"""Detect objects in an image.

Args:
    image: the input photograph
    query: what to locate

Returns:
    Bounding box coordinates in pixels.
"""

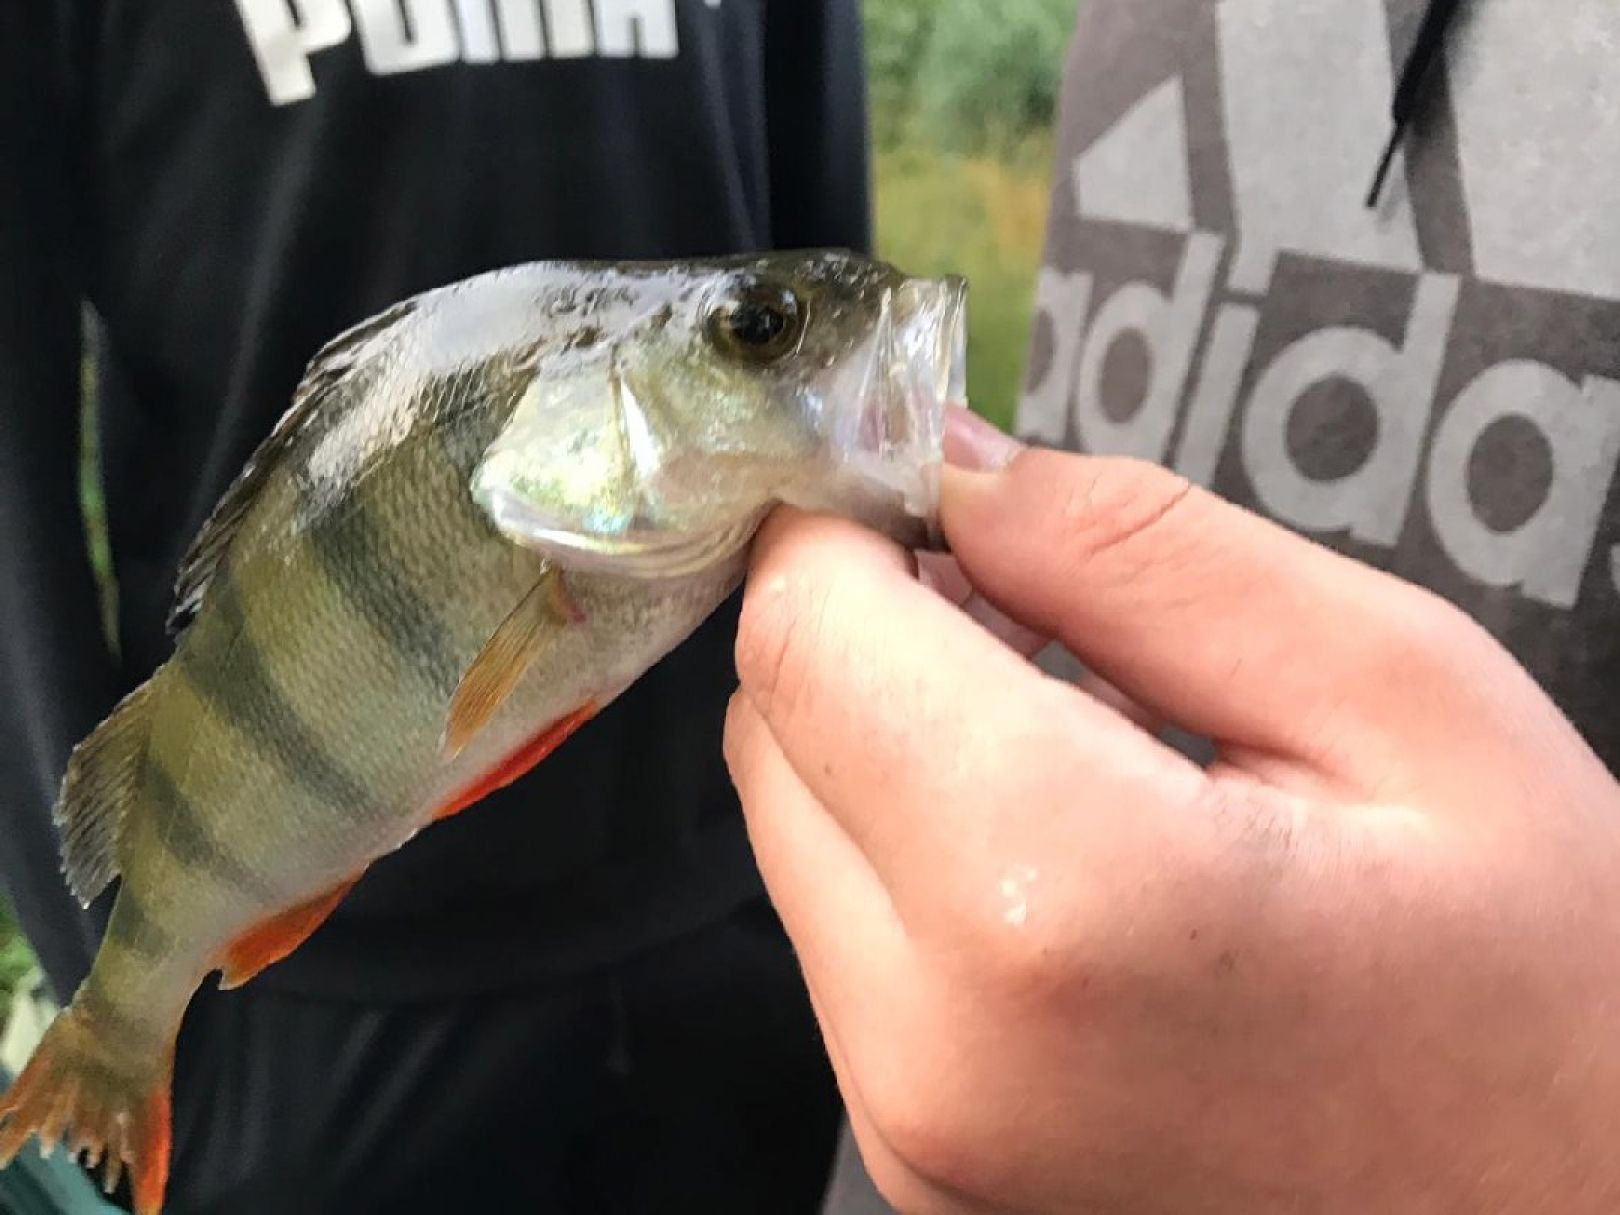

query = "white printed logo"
[234,0,698,105]
[1021,0,1620,610]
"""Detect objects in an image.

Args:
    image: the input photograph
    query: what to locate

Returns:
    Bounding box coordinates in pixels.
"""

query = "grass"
[0,902,34,996]
[874,136,1055,432]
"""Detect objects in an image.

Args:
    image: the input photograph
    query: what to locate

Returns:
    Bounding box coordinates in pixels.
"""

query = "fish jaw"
[790,273,969,551]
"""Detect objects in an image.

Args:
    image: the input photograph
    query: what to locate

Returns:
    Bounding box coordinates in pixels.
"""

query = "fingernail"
[944,405,1023,471]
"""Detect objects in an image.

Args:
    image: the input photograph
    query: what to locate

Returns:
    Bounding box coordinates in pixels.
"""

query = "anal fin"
[217,877,359,990]
[434,702,598,824]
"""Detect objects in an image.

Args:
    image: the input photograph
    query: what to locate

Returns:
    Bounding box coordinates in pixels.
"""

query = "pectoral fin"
[442,566,583,759]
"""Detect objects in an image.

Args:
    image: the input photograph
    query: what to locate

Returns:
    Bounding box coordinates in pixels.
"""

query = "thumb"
[940,410,1497,781]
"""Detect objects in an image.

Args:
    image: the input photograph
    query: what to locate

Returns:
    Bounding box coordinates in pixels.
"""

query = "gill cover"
[471,348,765,578]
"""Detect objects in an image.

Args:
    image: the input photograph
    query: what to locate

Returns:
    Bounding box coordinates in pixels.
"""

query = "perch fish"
[0,250,967,1213]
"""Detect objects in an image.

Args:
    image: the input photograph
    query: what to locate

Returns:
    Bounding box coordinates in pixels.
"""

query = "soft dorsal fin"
[165,299,419,635]
[53,680,156,907]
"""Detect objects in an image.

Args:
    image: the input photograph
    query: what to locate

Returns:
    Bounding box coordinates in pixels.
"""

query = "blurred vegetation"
[875,139,1054,433]
[867,0,1073,430]
[868,0,1074,153]
[0,902,35,997]
[80,344,117,647]
[0,1,1077,1021]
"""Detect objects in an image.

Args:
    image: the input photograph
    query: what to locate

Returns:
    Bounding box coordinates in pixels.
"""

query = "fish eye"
[707,278,804,363]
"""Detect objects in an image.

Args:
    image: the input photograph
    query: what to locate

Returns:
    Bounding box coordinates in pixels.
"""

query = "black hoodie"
[0,0,870,1004]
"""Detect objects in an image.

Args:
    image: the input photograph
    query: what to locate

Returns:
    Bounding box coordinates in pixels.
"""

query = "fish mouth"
[840,275,968,549]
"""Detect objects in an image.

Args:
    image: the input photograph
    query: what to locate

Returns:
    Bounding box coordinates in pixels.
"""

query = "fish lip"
[929,276,969,548]
[851,274,967,549]
[480,485,761,579]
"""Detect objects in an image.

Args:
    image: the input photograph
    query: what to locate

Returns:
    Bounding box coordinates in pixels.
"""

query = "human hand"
[724,408,1620,1214]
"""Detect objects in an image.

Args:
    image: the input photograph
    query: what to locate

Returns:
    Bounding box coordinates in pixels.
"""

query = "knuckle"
[1347,578,1501,712]
[1393,582,1492,665]
[1047,456,1199,577]
[938,877,1089,1005]
[856,1154,955,1215]
[862,1019,1051,1203]
[864,1070,979,1198]
[974,910,1085,1005]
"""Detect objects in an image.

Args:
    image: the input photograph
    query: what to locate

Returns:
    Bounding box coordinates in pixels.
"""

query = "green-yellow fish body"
[0,251,967,1212]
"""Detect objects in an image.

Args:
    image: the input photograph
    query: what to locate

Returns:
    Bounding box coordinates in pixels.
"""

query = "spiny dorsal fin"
[442,565,584,759]
[53,680,156,908]
[165,298,419,635]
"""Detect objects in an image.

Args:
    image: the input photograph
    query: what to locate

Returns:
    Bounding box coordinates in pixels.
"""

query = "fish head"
[472,250,968,577]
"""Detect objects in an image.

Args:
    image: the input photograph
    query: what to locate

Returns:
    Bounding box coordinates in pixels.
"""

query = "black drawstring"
[1366,0,1466,208]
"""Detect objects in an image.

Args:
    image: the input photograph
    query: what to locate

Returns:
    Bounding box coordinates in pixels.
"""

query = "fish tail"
[0,998,174,1214]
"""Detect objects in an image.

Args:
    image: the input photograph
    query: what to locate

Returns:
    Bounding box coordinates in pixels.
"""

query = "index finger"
[731,507,1206,912]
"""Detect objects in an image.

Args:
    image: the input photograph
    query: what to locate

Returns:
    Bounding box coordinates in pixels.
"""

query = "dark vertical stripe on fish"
[102,888,175,960]
[77,981,159,1048]
[179,575,374,817]
[291,368,519,699]
[435,372,514,480]
[146,760,281,902]
[301,486,463,697]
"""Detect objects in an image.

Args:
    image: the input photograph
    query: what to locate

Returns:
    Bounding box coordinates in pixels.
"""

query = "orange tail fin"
[0,1001,174,1215]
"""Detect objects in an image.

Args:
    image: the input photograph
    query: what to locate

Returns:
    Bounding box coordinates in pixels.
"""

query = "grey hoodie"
[1021,0,1620,771]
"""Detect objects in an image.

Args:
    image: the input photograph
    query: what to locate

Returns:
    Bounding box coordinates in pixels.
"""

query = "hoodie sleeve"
[763,0,874,255]
[0,4,118,999]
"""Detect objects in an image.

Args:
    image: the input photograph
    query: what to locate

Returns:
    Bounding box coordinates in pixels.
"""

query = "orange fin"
[217,877,358,990]
[443,566,584,760]
[434,702,598,823]
[0,1000,174,1215]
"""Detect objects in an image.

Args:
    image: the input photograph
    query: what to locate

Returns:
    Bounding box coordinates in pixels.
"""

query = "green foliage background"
[0,0,1077,1018]
[0,903,34,997]
[865,0,1073,147]
[869,0,1073,429]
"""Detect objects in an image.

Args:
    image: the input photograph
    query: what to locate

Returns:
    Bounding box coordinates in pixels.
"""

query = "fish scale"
[0,251,968,1212]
